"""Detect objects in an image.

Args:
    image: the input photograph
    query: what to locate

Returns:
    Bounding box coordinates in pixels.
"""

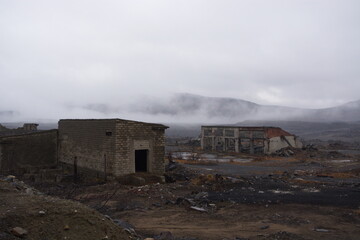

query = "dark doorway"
[135,149,148,172]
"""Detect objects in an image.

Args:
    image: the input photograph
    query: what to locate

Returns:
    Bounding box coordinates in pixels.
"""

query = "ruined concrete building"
[22,123,38,131]
[0,119,168,179]
[201,126,302,154]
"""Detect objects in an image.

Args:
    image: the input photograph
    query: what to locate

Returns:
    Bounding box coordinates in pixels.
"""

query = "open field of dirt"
[1,145,360,240]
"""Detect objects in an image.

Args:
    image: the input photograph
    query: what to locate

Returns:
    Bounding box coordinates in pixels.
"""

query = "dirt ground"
[0,178,134,240]
[2,146,360,240]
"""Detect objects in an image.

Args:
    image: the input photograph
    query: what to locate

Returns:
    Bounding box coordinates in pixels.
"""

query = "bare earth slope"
[0,178,132,240]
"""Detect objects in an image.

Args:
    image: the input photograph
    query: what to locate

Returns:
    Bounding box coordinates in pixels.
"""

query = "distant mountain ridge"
[125,93,360,122]
[1,94,359,124]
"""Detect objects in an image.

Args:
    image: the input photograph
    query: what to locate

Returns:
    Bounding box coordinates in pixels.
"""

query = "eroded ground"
[0,178,133,240]
[20,146,360,240]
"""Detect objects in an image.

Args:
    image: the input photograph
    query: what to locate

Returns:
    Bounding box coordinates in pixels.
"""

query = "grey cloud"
[0,0,359,122]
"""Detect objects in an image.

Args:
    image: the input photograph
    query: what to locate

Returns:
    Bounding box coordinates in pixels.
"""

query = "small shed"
[58,119,168,178]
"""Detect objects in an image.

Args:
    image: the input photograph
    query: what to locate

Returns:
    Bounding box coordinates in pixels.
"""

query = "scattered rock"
[87,219,95,225]
[155,231,174,240]
[260,231,307,240]
[190,206,207,212]
[314,228,330,232]
[273,147,295,157]
[63,225,70,230]
[11,227,28,238]
[113,219,135,232]
[194,191,208,200]
[25,188,34,195]
[5,175,16,182]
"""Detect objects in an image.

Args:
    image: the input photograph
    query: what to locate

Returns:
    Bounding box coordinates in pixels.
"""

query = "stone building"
[23,123,38,131]
[58,119,168,178]
[201,126,302,154]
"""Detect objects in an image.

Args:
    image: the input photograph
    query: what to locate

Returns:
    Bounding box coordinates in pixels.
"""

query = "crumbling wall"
[201,126,303,154]
[201,127,240,152]
[114,120,166,176]
[266,136,303,153]
[58,120,116,177]
[201,127,266,154]
[0,130,58,174]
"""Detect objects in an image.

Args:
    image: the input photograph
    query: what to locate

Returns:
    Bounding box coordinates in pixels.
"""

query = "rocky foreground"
[0,176,135,240]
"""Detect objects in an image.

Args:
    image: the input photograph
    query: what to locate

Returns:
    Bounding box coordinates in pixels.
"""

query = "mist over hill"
[1,93,360,124]
[0,111,16,117]
[1,93,360,141]
[121,93,360,123]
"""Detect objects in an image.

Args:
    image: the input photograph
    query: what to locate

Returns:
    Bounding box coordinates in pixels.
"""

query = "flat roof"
[59,118,168,128]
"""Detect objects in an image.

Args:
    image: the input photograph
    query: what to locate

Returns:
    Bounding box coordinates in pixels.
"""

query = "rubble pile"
[272,147,295,157]
[164,161,198,183]
[165,191,217,214]
[1,175,43,195]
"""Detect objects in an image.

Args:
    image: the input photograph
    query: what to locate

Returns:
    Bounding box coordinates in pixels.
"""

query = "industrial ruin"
[201,126,303,154]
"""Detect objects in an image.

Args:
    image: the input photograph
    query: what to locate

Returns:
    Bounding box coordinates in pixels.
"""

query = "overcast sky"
[1,0,360,121]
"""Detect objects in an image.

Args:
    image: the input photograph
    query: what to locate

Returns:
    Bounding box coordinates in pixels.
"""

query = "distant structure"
[22,123,38,131]
[58,119,168,177]
[201,126,302,154]
[0,123,39,137]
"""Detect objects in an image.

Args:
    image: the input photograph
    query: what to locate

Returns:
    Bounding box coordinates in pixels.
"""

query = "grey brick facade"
[58,119,168,177]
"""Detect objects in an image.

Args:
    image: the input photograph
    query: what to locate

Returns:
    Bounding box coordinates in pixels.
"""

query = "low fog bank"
[73,93,360,123]
[2,120,360,142]
[1,94,360,140]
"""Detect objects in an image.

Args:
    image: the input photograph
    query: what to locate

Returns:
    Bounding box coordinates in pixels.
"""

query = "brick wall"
[114,120,166,176]
[58,119,167,177]
[58,120,116,176]
[0,130,58,174]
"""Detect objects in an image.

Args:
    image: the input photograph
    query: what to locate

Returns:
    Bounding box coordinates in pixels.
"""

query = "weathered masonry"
[0,130,58,174]
[58,119,168,178]
[201,126,302,154]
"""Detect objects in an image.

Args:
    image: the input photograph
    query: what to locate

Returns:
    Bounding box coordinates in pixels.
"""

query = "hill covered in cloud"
[1,93,360,124]
[117,93,360,123]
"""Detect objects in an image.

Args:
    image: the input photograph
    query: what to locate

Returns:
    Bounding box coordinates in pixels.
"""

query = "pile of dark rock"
[273,147,295,157]
[166,191,216,214]
[302,144,318,151]
[164,161,197,183]
[1,175,43,195]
